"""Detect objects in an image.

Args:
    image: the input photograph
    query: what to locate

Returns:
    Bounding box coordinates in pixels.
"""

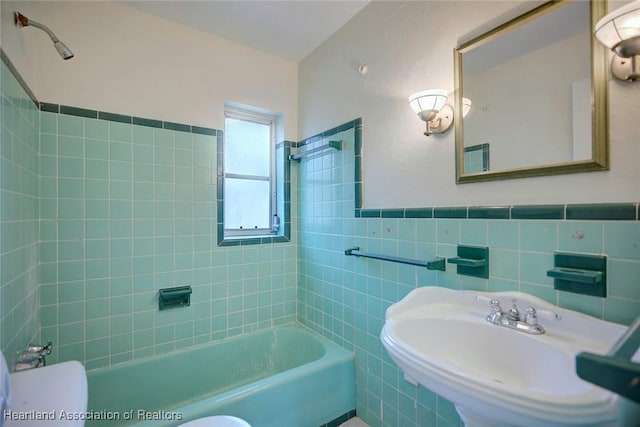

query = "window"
[223,108,276,237]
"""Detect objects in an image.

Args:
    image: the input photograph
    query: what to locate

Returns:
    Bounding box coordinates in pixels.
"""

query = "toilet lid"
[179,416,251,427]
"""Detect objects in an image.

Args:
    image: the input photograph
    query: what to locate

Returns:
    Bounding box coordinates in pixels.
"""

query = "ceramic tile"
[519,221,557,252]
[468,206,510,219]
[604,222,640,260]
[58,114,84,137]
[511,204,564,219]
[604,297,640,325]
[557,292,603,318]
[437,219,459,244]
[558,221,603,254]
[40,111,58,134]
[59,135,84,157]
[490,249,519,280]
[85,139,109,160]
[85,118,109,140]
[60,105,97,119]
[488,220,518,249]
[460,220,487,245]
[566,203,637,220]
[608,259,640,300]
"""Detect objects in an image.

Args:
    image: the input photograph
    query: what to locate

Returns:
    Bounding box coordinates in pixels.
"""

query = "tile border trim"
[357,203,639,221]
[298,118,362,147]
[44,101,220,136]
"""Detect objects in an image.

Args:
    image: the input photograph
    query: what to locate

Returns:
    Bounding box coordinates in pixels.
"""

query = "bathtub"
[86,326,355,427]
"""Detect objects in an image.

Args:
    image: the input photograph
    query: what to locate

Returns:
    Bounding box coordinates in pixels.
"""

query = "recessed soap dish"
[547,253,607,297]
[159,285,192,310]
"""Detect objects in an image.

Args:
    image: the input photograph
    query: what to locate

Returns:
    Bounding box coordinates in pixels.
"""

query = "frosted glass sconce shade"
[595,0,640,57]
[594,0,640,81]
[408,90,472,137]
[409,89,448,120]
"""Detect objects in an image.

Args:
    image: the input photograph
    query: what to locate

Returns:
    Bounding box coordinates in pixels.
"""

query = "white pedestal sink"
[381,286,640,427]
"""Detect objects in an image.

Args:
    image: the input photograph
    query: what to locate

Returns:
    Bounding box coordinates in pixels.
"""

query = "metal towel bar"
[344,247,445,271]
[288,140,342,162]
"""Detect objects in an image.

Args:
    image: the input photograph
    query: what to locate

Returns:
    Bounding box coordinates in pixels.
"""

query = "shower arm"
[15,12,61,43]
[15,11,74,60]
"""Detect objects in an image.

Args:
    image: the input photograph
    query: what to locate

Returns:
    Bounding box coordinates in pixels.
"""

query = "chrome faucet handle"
[486,299,503,324]
[524,307,538,326]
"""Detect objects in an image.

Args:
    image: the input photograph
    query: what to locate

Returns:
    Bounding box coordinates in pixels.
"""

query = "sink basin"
[1,351,87,427]
[381,286,640,427]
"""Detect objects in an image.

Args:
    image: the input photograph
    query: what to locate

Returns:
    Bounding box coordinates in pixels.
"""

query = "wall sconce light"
[594,0,640,81]
[409,89,472,137]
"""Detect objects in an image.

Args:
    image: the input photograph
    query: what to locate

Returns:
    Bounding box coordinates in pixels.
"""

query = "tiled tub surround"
[297,120,640,427]
[39,109,297,369]
[0,51,298,370]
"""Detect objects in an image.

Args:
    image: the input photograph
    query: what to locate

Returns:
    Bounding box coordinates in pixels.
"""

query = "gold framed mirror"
[454,0,609,183]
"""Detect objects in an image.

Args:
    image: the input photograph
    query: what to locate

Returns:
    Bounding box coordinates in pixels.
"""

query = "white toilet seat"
[178,415,251,427]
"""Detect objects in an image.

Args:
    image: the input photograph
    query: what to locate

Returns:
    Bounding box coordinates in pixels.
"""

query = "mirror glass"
[455,0,609,183]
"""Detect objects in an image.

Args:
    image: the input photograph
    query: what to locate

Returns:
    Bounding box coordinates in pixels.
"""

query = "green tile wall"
[39,110,297,369]
[297,120,640,427]
[0,58,40,367]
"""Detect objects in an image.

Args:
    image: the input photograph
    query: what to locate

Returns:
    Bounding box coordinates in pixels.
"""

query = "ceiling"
[120,0,370,62]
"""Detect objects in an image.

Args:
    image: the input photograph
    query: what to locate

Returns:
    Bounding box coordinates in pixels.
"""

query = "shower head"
[54,41,74,60]
[15,12,74,60]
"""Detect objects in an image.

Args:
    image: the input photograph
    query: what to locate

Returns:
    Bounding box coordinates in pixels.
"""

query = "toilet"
[179,416,251,427]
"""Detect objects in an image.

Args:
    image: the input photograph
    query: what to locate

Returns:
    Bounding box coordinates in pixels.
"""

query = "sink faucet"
[485,299,546,334]
[15,341,52,371]
[506,299,520,321]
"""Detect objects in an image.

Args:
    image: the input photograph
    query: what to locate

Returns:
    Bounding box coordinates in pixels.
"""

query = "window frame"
[223,107,277,238]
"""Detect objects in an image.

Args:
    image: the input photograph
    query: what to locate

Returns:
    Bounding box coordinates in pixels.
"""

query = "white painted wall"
[299,0,640,207]
[1,1,298,138]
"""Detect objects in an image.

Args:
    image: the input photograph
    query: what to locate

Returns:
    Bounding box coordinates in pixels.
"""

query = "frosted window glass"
[223,108,275,236]
[224,178,270,230]
[225,117,270,177]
